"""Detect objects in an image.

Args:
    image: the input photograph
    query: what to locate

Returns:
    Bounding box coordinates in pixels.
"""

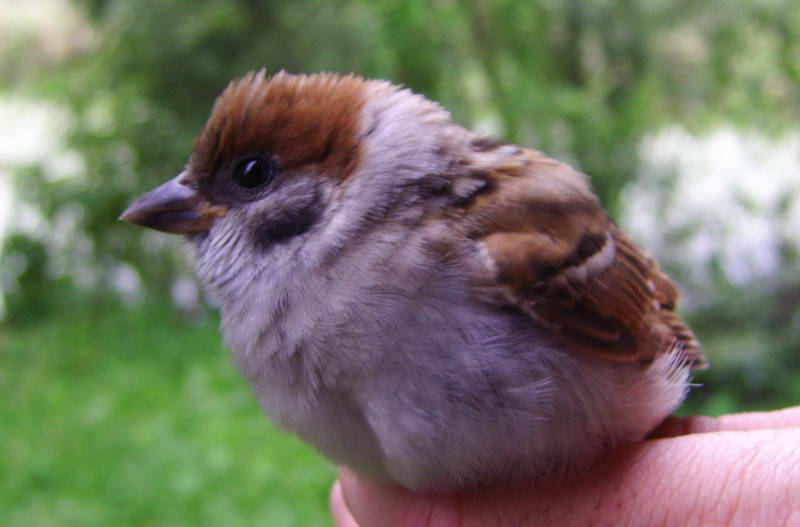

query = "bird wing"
[450,142,705,367]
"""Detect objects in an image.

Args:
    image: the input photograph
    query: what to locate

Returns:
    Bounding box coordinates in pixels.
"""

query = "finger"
[338,470,463,527]
[651,406,800,438]
[588,429,800,526]
[330,479,361,527]
[338,429,800,527]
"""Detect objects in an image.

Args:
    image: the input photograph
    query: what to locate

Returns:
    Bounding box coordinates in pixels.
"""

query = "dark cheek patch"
[251,204,320,249]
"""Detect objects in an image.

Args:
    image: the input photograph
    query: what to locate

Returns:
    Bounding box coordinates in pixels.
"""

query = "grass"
[0,302,335,527]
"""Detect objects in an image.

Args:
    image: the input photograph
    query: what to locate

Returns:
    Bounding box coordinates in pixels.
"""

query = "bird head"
[121,71,455,276]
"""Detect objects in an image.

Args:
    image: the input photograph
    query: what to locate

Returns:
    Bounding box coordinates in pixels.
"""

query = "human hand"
[330,407,800,526]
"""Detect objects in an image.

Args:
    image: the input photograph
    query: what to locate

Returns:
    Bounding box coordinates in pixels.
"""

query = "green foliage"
[0,302,335,526]
[0,233,82,326]
[684,270,800,415]
[4,0,799,314]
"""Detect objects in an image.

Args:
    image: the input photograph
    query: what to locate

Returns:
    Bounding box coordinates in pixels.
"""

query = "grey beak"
[119,174,226,234]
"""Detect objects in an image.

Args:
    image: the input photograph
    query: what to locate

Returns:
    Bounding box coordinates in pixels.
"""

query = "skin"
[330,407,800,527]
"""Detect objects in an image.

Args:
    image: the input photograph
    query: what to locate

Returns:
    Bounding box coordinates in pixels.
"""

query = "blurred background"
[1,0,798,525]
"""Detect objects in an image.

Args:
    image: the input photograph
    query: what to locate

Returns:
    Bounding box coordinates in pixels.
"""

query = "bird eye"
[232,156,274,189]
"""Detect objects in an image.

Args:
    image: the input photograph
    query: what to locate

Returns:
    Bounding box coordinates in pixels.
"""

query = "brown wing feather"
[455,144,705,368]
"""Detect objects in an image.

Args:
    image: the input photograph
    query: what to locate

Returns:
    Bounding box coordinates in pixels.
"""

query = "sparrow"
[121,70,705,492]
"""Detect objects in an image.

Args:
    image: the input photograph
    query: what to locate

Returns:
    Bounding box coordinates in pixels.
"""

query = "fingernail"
[330,479,361,527]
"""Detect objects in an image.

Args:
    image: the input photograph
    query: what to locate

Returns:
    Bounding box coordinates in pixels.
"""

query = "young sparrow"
[121,70,705,492]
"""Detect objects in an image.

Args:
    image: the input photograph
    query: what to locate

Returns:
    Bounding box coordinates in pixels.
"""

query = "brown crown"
[188,70,367,183]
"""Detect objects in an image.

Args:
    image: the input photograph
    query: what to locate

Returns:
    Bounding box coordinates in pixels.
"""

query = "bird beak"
[119,173,227,234]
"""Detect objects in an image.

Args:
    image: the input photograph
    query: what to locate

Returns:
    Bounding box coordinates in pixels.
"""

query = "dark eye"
[232,156,274,189]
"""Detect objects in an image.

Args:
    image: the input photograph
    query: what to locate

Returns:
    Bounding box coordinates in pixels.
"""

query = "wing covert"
[454,145,705,367]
